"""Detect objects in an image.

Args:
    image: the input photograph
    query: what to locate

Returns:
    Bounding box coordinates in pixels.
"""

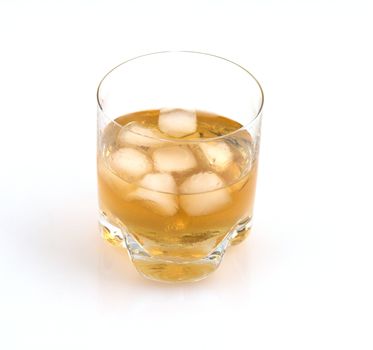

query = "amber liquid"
[97,110,258,281]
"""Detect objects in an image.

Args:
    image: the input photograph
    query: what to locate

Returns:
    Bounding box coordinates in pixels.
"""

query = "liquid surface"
[114,109,243,139]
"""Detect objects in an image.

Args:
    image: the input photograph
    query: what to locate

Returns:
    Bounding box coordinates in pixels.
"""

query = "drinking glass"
[97,51,263,282]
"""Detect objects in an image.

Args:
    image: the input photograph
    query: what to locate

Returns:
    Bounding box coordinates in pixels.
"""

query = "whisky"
[97,109,257,281]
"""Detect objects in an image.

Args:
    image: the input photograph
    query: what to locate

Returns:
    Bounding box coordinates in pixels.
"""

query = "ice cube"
[140,173,177,193]
[110,147,152,180]
[128,173,178,216]
[152,146,197,173]
[222,162,242,183]
[117,122,163,147]
[158,108,197,137]
[179,172,231,216]
[199,141,233,171]
[98,163,134,200]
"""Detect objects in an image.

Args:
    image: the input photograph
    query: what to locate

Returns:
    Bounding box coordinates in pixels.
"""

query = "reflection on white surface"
[97,236,254,313]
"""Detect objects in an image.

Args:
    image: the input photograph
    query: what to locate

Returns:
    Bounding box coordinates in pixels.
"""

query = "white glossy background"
[1,1,372,349]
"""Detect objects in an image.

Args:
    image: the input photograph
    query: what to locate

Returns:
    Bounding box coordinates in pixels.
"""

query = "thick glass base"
[230,217,252,245]
[99,213,251,283]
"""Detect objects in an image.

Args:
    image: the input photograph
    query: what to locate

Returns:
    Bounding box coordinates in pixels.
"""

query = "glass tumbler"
[97,51,263,282]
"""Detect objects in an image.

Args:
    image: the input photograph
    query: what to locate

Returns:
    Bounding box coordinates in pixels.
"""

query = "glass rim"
[96,50,264,143]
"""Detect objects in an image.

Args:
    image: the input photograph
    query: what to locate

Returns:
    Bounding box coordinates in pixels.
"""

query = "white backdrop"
[0,1,372,349]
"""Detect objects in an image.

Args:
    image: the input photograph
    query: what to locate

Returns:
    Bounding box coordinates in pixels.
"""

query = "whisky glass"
[97,51,263,282]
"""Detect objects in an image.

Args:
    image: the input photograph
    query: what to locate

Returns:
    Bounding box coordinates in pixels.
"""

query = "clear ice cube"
[128,173,178,216]
[152,146,197,173]
[199,141,233,171]
[110,147,152,180]
[117,122,163,147]
[158,108,197,137]
[179,172,231,216]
